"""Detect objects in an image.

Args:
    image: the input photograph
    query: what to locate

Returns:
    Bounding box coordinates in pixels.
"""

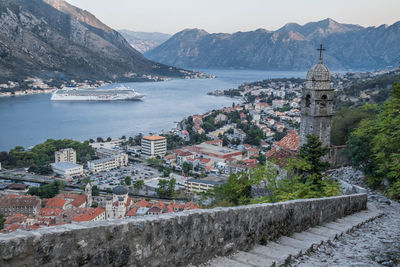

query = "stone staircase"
[203,204,383,267]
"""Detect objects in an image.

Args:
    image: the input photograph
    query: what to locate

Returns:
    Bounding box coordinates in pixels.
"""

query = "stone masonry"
[0,194,367,266]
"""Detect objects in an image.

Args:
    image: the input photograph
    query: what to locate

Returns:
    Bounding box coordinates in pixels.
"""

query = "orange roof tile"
[125,207,138,217]
[4,213,27,225]
[153,201,167,210]
[135,199,152,208]
[276,133,300,152]
[45,198,66,208]
[39,208,63,217]
[143,135,166,141]
[72,207,105,222]
[70,194,87,208]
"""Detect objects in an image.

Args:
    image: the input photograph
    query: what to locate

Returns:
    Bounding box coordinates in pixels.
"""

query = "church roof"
[306,61,330,82]
[113,185,128,195]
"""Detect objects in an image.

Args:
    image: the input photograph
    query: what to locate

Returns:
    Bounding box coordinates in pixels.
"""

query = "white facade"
[51,162,83,178]
[55,148,76,164]
[87,153,127,173]
[141,136,167,157]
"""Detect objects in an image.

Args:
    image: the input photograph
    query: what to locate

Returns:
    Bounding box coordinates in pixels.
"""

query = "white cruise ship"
[51,86,144,101]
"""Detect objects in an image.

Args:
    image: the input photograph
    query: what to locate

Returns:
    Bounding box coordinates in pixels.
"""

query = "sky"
[67,0,400,34]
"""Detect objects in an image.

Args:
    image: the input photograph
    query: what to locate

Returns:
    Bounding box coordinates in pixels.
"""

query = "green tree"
[182,161,193,175]
[257,154,266,165]
[134,179,144,190]
[96,137,104,142]
[27,180,64,199]
[0,214,5,230]
[296,134,330,184]
[245,127,263,146]
[92,185,100,196]
[125,176,132,186]
[157,178,176,198]
[134,133,143,145]
[346,80,400,197]
[106,137,112,142]
[331,105,377,145]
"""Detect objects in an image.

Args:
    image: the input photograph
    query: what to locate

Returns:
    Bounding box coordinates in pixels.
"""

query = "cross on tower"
[317,44,325,61]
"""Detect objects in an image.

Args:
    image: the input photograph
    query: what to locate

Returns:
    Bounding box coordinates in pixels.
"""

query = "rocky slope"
[0,0,192,84]
[145,18,400,71]
[118,30,171,53]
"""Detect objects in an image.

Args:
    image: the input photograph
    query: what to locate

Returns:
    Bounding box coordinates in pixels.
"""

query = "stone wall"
[0,194,367,267]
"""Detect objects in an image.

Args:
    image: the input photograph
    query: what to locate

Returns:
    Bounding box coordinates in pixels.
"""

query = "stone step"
[277,236,312,252]
[230,251,277,266]
[203,204,383,267]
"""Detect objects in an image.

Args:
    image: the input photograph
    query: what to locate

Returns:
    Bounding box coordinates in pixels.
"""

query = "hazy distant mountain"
[145,18,400,71]
[119,30,171,53]
[0,0,191,83]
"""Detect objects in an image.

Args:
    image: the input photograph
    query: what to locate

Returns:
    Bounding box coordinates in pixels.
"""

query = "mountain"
[118,30,171,53]
[0,0,194,84]
[145,19,400,71]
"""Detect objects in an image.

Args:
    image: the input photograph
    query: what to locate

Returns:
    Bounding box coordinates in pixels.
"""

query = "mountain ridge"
[118,30,171,53]
[0,0,194,85]
[145,19,400,70]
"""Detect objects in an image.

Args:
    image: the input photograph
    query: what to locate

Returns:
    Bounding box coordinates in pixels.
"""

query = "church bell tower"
[300,44,334,147]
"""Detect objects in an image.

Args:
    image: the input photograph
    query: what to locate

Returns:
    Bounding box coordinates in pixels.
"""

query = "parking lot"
[88,161,163,190]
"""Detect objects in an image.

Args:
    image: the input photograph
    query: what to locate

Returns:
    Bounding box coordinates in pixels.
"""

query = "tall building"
[141,135,167,157]
[55,148,77,164]
[299,45,334,147]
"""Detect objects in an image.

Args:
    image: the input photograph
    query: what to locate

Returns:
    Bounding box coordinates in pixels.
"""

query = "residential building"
[95,148,128,166]
[141,135,167,157]
[0,195,41,217]
[55,148,76,164]
[87,157,119,173]
[187,179,223,193]
[50,162,84,178]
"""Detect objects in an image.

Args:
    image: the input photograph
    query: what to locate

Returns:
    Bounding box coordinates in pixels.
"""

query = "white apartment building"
[55,148,76,164]
[187,179,223,193]
[51,162,83,179]
[96,148,128,166]
[141,135,167,157]
[87,154,128,173]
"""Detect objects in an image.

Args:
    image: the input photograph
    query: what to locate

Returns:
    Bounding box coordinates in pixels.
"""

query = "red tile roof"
[70,194,87,208]
[200,158,211,163]
[125,196,132,207]
[135,199,152,208]
[72,207,105,222]
[153,201,167,210]
[39,208,63,217]
[184,201,200,210]
[1,223,20,233]
[147,206,162,214]
[4,213,27,225]
[205,139,222,145]
[276,132,299,152]
[45,198,67,208]
[266,147,297,167]
[125,207,138,217]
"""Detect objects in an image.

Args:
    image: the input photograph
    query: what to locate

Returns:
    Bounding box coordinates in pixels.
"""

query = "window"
[320,95,327,108]
[305,94,311,107]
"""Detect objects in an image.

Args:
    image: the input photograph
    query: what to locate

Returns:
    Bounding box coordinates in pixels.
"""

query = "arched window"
[305,94,311,107]
[320,95,327,108]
